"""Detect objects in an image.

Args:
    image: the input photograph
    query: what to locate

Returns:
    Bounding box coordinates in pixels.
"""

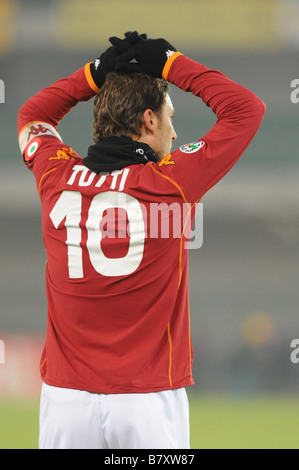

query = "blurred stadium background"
[0,0,299,448]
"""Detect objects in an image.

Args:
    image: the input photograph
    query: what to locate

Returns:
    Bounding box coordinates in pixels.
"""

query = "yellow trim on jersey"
[188,299,193,385]
[182,205,195,385]
[148,162,190,207]
[188,201,201,384]
[40,357,47,369]
[149,163,195,386]
[162,52,182,81]
[178,204,192,286]
[38,167,58,197]
[167,323,173,387]
[84,62,101,95]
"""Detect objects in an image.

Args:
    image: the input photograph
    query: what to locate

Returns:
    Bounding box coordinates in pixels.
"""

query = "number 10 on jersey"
[50,190,145,278]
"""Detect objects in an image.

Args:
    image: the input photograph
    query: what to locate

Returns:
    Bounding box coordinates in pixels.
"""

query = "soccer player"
[18,32,265,449]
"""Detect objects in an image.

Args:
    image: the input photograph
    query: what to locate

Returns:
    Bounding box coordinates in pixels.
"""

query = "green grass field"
[0,394,298,449]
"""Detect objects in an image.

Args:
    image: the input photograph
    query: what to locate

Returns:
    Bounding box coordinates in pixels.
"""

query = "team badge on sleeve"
[24,137,41,162]
[180,140,204,154]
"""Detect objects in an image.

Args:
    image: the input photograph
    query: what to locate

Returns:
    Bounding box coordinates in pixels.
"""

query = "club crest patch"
[24,138,41,162]
[180,141,204,154]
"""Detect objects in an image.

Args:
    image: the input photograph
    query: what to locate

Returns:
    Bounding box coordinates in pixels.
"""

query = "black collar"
[83,136,159,173]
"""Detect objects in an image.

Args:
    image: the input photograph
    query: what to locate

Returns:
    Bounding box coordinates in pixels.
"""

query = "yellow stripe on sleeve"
[162,52,182,81]
[84,62,101,95]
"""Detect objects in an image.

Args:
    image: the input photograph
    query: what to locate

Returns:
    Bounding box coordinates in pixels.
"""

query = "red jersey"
[18,54,265,394]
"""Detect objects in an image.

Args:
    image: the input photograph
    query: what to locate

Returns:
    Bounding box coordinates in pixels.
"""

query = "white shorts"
[39,382,190,449]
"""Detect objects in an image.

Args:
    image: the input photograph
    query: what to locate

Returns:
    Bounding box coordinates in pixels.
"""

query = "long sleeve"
[18,64,98,153]
[153,54,266,204]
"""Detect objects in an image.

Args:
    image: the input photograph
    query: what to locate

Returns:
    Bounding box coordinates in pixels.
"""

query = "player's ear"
[142,109,158,135]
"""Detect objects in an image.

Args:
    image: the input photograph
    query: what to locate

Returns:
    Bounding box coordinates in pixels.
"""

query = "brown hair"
[93,72,169,142]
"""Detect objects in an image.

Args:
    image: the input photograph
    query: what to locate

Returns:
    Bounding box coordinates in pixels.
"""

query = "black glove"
[90,31,144,88]
[109,33,178,78]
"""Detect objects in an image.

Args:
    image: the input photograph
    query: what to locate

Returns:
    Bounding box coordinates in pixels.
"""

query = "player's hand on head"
[110,33,177,78]
[90,31,145,88]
